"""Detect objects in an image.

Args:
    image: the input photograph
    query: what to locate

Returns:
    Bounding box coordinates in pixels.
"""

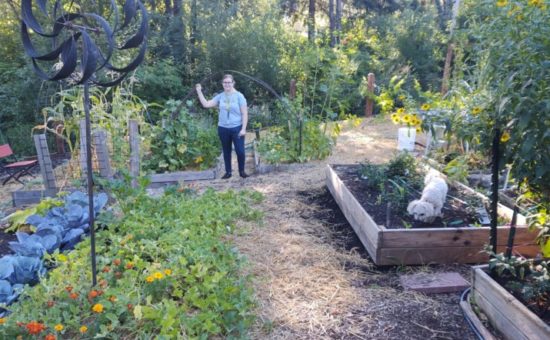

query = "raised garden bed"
[471,265,550,340]
[325,164,540,265]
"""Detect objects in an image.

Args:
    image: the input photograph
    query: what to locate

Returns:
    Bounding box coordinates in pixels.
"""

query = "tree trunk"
[335,0,342,45]
[329,0,335,47]
[308,0,315,42]
[440,0,461,95]
[173,0,181,15]
[164,0,172,15]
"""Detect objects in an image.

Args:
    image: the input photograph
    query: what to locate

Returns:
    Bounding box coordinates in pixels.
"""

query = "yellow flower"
[146,275,155,283]
[421,104,430,111]
[402,114,412,123]
[396,107,405,114]
[54,324,64,332]
[164,269,172,275]
[496,0,507,7]
[471,107,482,115]
[398,95,406,101]
[92,303,104,313]
[0,318,5,325]
[416,126,422,133]
[80,326,88,333]
[391,117,401,125]
[528,0,544,8]
[194,155,203,164]
[153,272,164,280]
[500,131,511,142]
[57,254,68,262]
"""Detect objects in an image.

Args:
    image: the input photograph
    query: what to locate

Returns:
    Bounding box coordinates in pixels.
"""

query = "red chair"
[0,144,38,185]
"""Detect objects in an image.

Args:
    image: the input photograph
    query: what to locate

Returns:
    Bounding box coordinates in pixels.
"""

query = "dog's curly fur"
[407,170,448,223]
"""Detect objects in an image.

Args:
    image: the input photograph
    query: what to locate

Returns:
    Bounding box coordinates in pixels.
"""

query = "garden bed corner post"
[490,127,501,255]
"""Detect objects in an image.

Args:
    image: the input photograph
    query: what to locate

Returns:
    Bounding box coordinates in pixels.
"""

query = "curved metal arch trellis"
[21,0,148,286]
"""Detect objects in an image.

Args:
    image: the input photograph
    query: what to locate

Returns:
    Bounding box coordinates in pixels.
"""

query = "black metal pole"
[84,82,97,286]
[490,128,501,255]
[505,205,519,259]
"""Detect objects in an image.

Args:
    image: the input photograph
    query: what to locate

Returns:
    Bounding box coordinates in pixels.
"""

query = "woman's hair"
[222,74,235,84]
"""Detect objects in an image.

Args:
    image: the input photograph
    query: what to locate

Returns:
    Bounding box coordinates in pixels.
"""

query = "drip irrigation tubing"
[460,288,485,340]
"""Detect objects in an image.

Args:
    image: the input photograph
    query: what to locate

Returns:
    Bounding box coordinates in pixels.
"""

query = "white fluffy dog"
[407,170,448,223]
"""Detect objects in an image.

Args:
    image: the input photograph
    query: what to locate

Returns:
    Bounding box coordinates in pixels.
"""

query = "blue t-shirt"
[213,91,247,128]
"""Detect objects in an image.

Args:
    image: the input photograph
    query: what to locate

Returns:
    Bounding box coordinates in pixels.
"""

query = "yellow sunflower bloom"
[402,114,412,123]
[80,326,88,333]
[496,0,507,7]
[164,269,172,275]
[391,117,401,125]
[397,108,405,114]
[500,131,511,142]
[153,272,164,280]
[471,107,482,115]
[528,0,544,8]
[54,324,64,332]
[416,126,422,133]
[421,104,430,111]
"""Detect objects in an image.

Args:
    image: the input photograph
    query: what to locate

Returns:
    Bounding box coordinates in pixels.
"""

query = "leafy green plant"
[0,178,263,338]
[143,101,220,172]
[256,116,336,164]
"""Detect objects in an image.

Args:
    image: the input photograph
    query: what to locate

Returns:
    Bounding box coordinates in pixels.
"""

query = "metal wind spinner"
[21,0,148,286]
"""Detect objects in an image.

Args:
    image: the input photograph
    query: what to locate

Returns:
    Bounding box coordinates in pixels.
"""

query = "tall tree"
[329,0,335,47]
[335,0,342,45]
[308,0,315,42]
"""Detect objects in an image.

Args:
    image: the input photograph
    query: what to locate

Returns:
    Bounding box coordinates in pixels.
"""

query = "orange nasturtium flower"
[88,290,99,299]
[109,295,117,302]
[500,131,511,142]
[92,303,104,313]
[0,317,5,324]
[54,324,64,331]
[146,275,155,283]
[69,292,79,299]
[125,262,134,270]
[113,259,121,266]
[26,321,46,335]
[65,286,73,293]
[80,326,88,333]
[45,334,56,340]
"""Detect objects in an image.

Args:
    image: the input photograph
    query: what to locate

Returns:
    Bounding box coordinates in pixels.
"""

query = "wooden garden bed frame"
[472,265,550,340]
[325,164,540,265]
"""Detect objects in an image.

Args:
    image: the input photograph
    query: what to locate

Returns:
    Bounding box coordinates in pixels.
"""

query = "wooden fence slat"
[92,129,113,178]
[129,120,139,187]
[33,134,56,190]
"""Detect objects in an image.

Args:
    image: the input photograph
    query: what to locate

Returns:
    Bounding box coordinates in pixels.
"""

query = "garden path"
[193,117,479,339]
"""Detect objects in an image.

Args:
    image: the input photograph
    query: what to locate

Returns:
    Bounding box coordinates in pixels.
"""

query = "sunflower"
[421,103,430,111]
[500,131,511,142]
[496,0,508,7]
[471,107,482,115]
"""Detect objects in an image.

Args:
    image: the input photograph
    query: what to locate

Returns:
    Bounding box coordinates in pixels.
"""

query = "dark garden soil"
[332,164,490,229]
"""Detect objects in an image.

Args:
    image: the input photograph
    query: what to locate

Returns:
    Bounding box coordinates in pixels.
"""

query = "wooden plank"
[92,129,113,178]
[326,164,381,262]
[12,189,59,207]
[33,134,56,190]
[473,266,550,340]
[79,119,88,178]
[378,245,539,266]
[129,120,140,187]
[381,226,538,249]
[149,170,216,183]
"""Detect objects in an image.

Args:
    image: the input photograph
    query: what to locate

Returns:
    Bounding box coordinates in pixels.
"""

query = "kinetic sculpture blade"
[21,0,148,285]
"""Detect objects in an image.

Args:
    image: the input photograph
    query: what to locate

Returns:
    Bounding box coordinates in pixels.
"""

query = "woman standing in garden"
[196,74,249,179]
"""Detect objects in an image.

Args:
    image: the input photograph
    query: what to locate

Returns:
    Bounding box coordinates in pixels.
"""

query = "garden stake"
[504,205,519,259]
[21,0,148,287]
[490,127,501,255]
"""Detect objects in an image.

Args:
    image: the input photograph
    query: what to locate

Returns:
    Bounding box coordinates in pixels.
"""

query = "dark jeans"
[218,125,245,174]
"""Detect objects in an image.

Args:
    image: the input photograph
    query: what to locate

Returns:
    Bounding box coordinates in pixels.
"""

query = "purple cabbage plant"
[0,192,108,308]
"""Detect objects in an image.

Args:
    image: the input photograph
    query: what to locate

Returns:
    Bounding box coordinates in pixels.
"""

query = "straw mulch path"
[195,117,478,339]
